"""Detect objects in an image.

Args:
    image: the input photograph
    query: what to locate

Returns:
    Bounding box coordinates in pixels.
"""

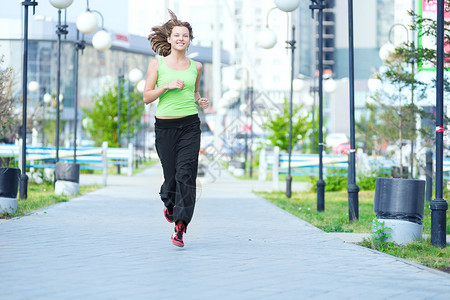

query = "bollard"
[426,150,433,203]
[258,148,267,181]
[102,142,108,186]
[272,146,280,191]
[128,143,133,176]
[430,199,448,247]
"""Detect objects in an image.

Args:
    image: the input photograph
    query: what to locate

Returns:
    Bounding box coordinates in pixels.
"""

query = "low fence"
[0,141,135,185]
[258,147,450,189]
[258,147,348,190]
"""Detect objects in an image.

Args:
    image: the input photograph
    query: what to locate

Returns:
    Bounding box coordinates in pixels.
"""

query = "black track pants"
[155,114,201,226]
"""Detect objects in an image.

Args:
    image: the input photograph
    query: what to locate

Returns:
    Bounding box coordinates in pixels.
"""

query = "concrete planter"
[55,162,80,195]
[373,177,425,245]
[0,167,20,214]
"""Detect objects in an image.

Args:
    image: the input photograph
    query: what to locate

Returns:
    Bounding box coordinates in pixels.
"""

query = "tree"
[264,99,309,152]
[301,108,319,154]
[0,55,19,144]
[356,110,378,155]
[362,1,450,176]
[83,83,144,147]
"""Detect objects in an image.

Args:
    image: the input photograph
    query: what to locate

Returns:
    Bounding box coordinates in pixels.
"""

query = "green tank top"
[156,57,198,117]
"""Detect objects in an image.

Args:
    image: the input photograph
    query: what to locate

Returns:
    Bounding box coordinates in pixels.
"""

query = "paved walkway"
[1,164,450,299]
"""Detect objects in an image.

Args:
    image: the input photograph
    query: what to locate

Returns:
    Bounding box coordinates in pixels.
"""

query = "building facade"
[0,10,230,146]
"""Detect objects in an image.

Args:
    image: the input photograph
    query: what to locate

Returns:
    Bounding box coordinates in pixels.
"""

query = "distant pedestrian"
[143,10,209,247]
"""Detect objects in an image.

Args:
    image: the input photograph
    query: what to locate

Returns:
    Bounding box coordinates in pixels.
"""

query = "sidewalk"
[1,164,450,299]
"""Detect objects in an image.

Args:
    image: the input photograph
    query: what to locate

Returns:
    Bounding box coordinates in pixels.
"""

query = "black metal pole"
[243,86,248,176]
[249,84,254,178]
[285,25,296,199]
[55,9,66,163]
[347,0,359,221]
[244,91,248,176]
[311,87,316,154]
[135,120,139,169]
[431,0,448,248]
[311,0,326,211]
[126,81,130,145]
[74,31,85,164]
[426,150,433,203]
[118,74,122,148]
[143,118,146,162]
[117,74,122,174]
[409,56,415,179]
[410,2,416,179]
[409,60,416,179]
[20,0,37,200]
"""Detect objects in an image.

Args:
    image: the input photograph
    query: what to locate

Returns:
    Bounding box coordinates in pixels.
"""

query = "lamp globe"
[76,11,98,34]
[137,80,146,93]
[129,68,143,84]
[92,30,112,50]
[274,0,301,12]
[28,81,39,92]
[48,0,73,9]
[259,27,277,49]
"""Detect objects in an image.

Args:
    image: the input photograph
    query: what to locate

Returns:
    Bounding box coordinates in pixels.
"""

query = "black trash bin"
[55,162,80,183]
[374,177,425,223]
[373,177,425,244]
[55,162,80,195]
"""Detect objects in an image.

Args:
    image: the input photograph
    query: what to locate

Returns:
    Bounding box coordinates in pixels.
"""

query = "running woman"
[143,10,209,247]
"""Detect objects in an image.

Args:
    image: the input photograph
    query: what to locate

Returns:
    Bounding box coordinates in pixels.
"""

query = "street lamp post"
[249,83,254,178]
[136,80,146,166]
[431,0,448,248]
[235,67,252,177]
[347,0,359,221]
[260,0,300,198]
[75,2,111,163]
[128,68,143,144]
[117,60,142,173]
[285,25,296,198]
[19,0,38,199]
[310,85,318,154]
[117,72,123,175]
[73,30,85,164]
[309,0,326,211]
[49,0,73,164]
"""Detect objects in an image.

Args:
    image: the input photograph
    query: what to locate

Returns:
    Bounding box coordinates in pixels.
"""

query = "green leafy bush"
[309,168,348,192]
[357,169,390,191]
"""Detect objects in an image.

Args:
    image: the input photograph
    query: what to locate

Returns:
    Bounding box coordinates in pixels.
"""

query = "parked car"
[326,133,348,153]
[334,142,350,155]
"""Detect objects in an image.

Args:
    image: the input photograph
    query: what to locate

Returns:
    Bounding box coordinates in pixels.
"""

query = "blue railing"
[0,143,135,178]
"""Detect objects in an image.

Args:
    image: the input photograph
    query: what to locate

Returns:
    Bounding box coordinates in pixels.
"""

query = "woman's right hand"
[165,79,185,90]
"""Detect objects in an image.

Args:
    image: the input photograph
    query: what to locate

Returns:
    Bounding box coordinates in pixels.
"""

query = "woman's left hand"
[197,98,209,109]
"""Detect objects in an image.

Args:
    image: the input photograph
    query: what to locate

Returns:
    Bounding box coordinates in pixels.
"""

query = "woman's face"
[168,26,190,51]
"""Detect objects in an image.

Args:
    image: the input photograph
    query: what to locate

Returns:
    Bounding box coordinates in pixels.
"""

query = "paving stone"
[0,164,449,299]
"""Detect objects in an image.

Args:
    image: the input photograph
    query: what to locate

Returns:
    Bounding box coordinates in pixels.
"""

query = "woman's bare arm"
[143,59,185,104]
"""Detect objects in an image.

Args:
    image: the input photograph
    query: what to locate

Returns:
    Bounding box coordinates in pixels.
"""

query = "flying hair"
[148,9,194,57]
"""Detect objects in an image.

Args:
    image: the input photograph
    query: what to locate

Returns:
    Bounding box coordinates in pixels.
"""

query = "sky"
[3,0,130,35]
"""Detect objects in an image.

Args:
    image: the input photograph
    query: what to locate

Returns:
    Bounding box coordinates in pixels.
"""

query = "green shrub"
[325,168,348,192]
[357,175,377,191]
[308,168,347,192]
[357,169,390,191]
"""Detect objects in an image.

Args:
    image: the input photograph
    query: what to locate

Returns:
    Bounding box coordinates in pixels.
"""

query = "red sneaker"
[171,222,186,247]
[164,207,174,223]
